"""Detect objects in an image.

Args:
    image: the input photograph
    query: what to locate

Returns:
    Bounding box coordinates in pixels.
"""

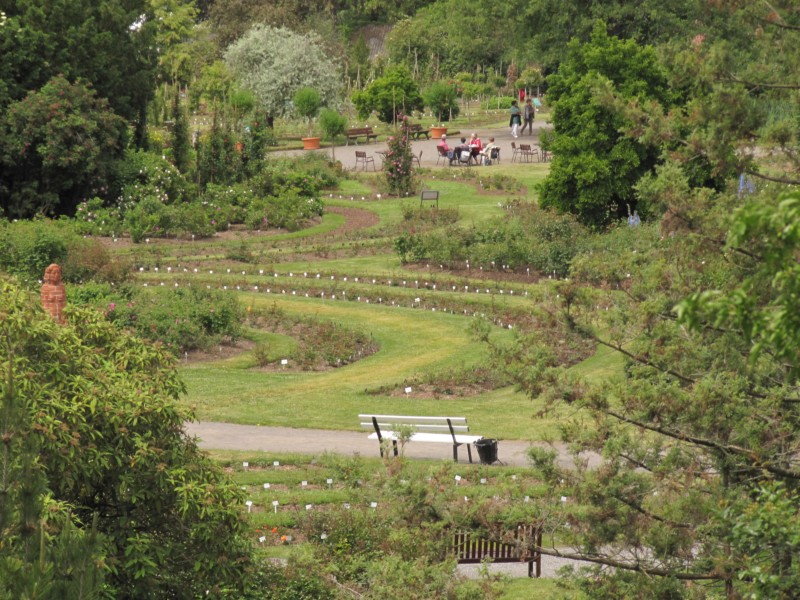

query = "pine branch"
[606,410,800,480]
[609,493,692,529]
[724,75,800,91]
[745,170,800,186]
[590,335,695,386]
[619,453,653,472]
[533,546,724,581]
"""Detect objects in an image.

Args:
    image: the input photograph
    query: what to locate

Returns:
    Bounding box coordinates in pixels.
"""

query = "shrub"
[383,115,416,197]
[399,204,590,274]
[103,286,244,354]
[293,87,322,137]
[74,197,126,237]
[61,237,131,284]
[112,149,192,205]
[248,190,323,232]
[0,217,131,283]
[394,233,426,264]
[0,219,69,281]
[226,239,256,263]
[253,341,271,367]
[254,155,340,196]
[124,196,179,242]
[319,108,347,142]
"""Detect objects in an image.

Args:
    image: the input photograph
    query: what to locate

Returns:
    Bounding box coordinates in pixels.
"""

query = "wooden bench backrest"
[347,127,373,134]
[451,523,541,565]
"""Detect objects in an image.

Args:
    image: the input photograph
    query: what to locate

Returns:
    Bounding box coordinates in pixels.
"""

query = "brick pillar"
[41,263,66,324]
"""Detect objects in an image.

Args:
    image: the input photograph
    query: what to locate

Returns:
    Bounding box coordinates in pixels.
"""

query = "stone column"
[41,264,66,324]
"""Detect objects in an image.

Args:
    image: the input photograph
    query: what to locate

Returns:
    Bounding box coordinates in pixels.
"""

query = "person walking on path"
[520,98,535,135]
[509,100,522,138]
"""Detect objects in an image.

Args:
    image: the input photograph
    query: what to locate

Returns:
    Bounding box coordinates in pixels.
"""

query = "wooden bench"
[451,523,542,577]
[359,414,483,463]
[406,123,431,140]
[345,127,378,145]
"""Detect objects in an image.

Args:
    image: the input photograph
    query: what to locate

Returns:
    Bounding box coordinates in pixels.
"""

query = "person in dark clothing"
[520,98,535,135]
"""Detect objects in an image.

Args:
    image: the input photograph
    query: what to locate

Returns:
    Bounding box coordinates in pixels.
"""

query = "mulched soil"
[384,381,499,400]
[324,205,380,235]
[182,339,256,363]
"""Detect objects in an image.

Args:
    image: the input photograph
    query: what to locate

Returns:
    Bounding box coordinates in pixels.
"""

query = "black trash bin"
[474,438,498,464]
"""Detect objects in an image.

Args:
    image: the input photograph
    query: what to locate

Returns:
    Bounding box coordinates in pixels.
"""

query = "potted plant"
[294,87,322,150]
[318,108,347,161]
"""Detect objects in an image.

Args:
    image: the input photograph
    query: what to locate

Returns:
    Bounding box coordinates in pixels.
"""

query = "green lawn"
[129,152,621,441]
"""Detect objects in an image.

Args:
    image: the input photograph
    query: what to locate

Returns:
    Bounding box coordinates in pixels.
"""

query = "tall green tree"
[0,276,255,598]
[1,285,106,599]
[0,0,157,130]
[388,0,512,80]
[517,0,698,73]
[171,92,192,174]
[539,22,673,228]
[0,76,127,218]
[352,65,423,124]
[502,3,800,597]
[151,0,200,87]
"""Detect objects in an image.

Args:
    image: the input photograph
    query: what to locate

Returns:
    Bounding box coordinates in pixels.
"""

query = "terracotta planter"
[430,126,448,139]
[301,137,321,150]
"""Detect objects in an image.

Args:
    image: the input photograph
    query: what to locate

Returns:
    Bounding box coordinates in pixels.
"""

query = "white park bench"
[359,414,483,463]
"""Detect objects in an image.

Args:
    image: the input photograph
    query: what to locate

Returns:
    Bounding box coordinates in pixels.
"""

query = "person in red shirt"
[469,133,483,163]
[437,134,454,163]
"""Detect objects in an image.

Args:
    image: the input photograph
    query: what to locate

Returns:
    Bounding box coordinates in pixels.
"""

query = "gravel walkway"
[185,421,599,470]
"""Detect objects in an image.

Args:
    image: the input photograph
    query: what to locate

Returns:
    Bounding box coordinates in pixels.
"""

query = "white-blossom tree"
[224,25,341,127]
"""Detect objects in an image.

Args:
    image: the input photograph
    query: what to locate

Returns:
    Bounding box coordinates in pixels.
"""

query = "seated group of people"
[437,133,498,165]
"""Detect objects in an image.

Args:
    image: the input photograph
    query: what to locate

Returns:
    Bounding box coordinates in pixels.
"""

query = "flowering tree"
[383,115,416,197]
[224,25,340,128]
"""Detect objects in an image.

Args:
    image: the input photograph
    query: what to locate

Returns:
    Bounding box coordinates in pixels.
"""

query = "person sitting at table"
[437,134,455,162]
[454,137,471,163]
[480,137,498,165]
[469,133,483,161]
